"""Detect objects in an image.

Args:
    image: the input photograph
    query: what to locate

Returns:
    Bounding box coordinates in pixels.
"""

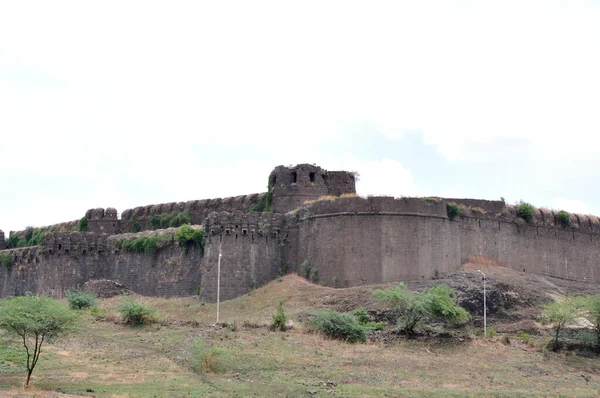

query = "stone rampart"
[0,230,5,250]
[294,196,460,287]
[85,207,119,235]
[200,210,286,301]
[0,229,202,298]
[119,194,262,233]
[10,220,80,244]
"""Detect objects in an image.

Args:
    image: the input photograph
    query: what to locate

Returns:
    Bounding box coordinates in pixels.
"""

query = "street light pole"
[477,270,486,336]
[216,253,222,323]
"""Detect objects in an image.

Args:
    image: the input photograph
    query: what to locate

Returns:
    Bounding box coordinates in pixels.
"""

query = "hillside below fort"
[1,163,599,301]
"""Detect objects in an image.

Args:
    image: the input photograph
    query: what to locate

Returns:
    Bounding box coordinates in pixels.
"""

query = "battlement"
[0,230,5,250]
[119,193,262,233]
[41,232,109,255]
[204,210,288,242]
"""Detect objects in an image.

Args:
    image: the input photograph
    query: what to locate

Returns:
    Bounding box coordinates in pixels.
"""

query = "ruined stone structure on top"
[1,164,600,302]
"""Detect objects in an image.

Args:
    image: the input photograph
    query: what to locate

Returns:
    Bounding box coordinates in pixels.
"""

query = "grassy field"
[1,275,600,397]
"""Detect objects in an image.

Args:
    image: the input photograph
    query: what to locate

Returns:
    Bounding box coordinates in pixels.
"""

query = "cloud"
[552,199,591,215]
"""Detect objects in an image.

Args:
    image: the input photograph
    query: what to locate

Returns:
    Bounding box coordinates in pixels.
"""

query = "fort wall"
[0,230,5,250]
[200,211,285,302]
[294,197,461,287]
[0,230,202,298]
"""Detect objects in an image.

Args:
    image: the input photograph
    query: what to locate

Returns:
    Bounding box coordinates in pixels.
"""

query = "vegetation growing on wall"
[117,235,172,255]
[446,202,461,220]
[556,210,571,227]
[174,224,205,255]
[79,217,88,232]
[150,210,192,229]
[247,178,274,212]
[8,227,49,248]
[516,201,536,222]
[0,253,11,272]
[131,216,141,233]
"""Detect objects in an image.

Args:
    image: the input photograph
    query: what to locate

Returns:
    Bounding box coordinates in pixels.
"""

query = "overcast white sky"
[1,0,599,234]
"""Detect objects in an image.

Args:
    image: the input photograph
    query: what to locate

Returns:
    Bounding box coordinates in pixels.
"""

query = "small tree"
[270,300,287,332]
[0,295,78,387]
[541,298,585,351]
[373,283,469,335]
[583,295,600,348]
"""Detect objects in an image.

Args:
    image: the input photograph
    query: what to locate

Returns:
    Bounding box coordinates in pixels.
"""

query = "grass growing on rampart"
[516,201,536,222]
[0,253,11,272]
[150,210,192,229]
[248,180,274,212]
[446,202,461,220]
[174,224,205,255]
[556,210,571,227]
[118,235,171,255]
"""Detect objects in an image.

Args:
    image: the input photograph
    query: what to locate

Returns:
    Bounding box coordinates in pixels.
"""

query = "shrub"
[6,234,19,249]
[516,201,536,222]
[582,295,600,348]
[309,267,319,283]
[373,283,470,335]
[131,216,141,233]
[0,253,11,272]
[300,259,311,279]
[353,307,387,331]
[270,301,287,331]
[446,202,461,220]
[518,332,531,343]
[174,224,204,255]
[79,217,88,232]
[118,297,155,326]
[486,328,497,337]
[150,210,192,229]
[312,311,366,343]
[121,236,161,255]
[66,289,96,310]
[556,210,570,227]
[332,276,338,288]
[191,342,228,374]
[247,179,274,212]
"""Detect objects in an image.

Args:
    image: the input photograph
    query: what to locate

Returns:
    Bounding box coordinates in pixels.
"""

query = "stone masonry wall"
[0,230,202,298]
[0,230,5,250]
[294,197,461,287]
[200,210,286,302]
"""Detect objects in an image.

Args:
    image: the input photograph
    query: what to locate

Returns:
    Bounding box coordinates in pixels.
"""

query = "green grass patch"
[150,210,192,229]
[446,202,461,220]
[174,224,204,255]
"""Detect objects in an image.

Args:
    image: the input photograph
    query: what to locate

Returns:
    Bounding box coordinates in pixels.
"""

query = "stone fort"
[1,163,599,301]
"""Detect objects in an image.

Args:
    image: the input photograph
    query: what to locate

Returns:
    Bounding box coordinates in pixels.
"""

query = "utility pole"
[477,270,486,336]
[216,253,222,323]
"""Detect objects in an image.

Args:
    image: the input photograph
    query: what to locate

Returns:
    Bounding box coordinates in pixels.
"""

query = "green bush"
[353,308,387,331]
[556,210,570,227]
[118,297,155,326]
[516,201,536,222]
[270,301,287,332]
[312,311,366,343]
[309,267,319,283]
[373,283,470,335]
[247,179,274,212]
[300,259,311,279]
[541,298,586,351]
[6,234,19,249]
[131,216,141,233]
[65,289,96,310]
[150,210,192,229]
[0,253,11,272]
[174,224,205,255]
[79,217,88,232]
[486,328,497,337]
[446,202,461,220]
[121,236,162,255]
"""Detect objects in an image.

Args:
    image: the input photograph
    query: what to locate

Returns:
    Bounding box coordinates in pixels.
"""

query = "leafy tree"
[0,295,78,387]
[582,295,600,348]
[373,283,469,335]
[541,298,585,351]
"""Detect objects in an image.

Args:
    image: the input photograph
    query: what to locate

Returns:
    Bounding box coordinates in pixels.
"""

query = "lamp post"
[477,270,486,336]
[216,253,222,323]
